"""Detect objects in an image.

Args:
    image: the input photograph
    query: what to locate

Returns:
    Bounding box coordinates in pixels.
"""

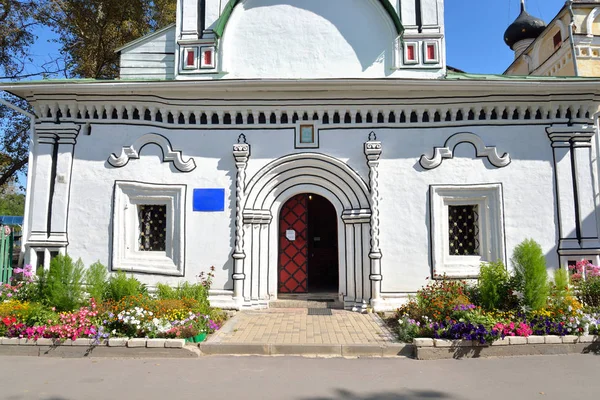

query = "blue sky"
[446,0,567,73]
[26,0,568,77]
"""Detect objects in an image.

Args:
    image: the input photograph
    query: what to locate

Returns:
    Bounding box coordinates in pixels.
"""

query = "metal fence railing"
[0,226,14,284]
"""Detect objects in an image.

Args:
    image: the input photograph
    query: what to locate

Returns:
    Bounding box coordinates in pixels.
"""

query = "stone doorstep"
[199,342,413,357]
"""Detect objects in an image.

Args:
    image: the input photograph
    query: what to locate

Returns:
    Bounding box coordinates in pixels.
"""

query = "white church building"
[3,0,600,311]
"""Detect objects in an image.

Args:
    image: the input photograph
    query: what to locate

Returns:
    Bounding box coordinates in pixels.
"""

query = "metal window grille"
[448,205,480,256]
[138,205,167,251]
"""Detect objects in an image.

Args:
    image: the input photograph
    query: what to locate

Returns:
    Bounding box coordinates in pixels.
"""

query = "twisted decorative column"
[365,132,383,309]
[232,134,250,307]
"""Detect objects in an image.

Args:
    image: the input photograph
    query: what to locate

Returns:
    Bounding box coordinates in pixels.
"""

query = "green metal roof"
[214,0,404,38]
[3,72,600,89]
[445,71,598,81]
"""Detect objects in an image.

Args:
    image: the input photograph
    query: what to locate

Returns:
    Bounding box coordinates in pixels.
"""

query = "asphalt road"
[0,354,598,400]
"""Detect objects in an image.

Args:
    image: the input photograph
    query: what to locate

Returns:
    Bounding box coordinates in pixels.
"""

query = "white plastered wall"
[220,0,398,79]
[63,121,561,310]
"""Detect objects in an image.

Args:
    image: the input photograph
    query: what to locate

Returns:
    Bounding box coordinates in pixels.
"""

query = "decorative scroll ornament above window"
[419,132,511,170]
[108,133,197,172]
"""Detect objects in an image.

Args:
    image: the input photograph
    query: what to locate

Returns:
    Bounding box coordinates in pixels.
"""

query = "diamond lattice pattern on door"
[278,194,308,293]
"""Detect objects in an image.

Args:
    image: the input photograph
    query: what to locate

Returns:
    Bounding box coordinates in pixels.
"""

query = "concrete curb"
[415,335,600,360]
[0,337,196,358]
[199,342,414,357]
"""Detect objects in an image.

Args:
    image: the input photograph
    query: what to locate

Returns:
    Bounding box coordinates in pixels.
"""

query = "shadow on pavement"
[300,388,454,400]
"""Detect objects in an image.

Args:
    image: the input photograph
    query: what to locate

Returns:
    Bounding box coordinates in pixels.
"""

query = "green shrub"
[416,275,470,320]
[39,254,85,312]
[155,267,214,312]
[396,315,421,343]
[511,239,549,311]
[21,303,60,327]
[85,261,108,302]
[552,268,570,301]
[155,283,178,300]
[478,260,509,311]
[104,271,147,302]
[156,282,210,312]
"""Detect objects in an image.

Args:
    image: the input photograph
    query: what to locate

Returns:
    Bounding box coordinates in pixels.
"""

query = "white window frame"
[295,122,319,149]
[430,184,505,278]
[113,181,186,276]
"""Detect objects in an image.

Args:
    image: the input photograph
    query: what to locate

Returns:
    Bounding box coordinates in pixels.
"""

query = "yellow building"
[505,0,600,77]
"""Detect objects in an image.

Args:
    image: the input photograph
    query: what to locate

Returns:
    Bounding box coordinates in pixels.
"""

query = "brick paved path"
[208,309,398,345]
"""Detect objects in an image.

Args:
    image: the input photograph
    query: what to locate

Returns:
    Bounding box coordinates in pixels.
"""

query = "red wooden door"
[278,194,308,293]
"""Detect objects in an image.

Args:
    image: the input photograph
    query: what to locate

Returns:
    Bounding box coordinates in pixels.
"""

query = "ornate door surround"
[232,142,382,311]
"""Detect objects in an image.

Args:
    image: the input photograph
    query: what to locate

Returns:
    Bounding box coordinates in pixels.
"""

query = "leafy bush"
[85,261,108,302]
[0,300,31,319]
[20,303,60,327]
[575,276,600,308]
[104,271,147,302]
[478,261,509,311]
[155,267,215,312]
[396,315,421,343]
[511,239,549,311]
[39,254,85,312]
[416,275,470,320]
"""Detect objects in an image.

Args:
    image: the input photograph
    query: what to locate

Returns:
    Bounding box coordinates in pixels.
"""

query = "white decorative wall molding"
[586,7,600,37]
[364,132,384,309]
[430,184,506,278]
[28,123,81,253]
[112,181,186,277]
[108,133,197,172]
[232,134,251,306]
[31,97,596,131]
[419,132,511,170]
[546,122,600,254]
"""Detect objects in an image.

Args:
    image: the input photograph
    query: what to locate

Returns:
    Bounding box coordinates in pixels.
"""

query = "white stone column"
[365,135,383,310]
[28,127,56,243]
[242,210,272,305]
[547,123,600,257]
[232,137,250,307]
[49,124,81,244]
[341,210,371,312]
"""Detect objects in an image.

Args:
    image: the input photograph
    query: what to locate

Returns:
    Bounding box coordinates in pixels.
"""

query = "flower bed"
[0,257,225,345]
[391,240,600,346]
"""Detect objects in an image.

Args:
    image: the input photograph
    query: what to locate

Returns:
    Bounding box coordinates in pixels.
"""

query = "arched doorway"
[278,193,339,294]
[238,152,374,310]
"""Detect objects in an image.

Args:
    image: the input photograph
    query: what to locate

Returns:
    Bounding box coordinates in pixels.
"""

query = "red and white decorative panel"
[404,42,418,65]
[200,46,216,69]
[183,47,198,69]
[424,41,439,64]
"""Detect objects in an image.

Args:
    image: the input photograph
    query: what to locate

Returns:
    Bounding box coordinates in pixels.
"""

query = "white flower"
[512,290,524,300]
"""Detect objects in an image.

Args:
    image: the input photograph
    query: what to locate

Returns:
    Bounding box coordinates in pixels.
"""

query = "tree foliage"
[0,193,24,215]
[0,92,31,190]
[0,1,176,187]
[37,0,176,79]
[0,0,39,79]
